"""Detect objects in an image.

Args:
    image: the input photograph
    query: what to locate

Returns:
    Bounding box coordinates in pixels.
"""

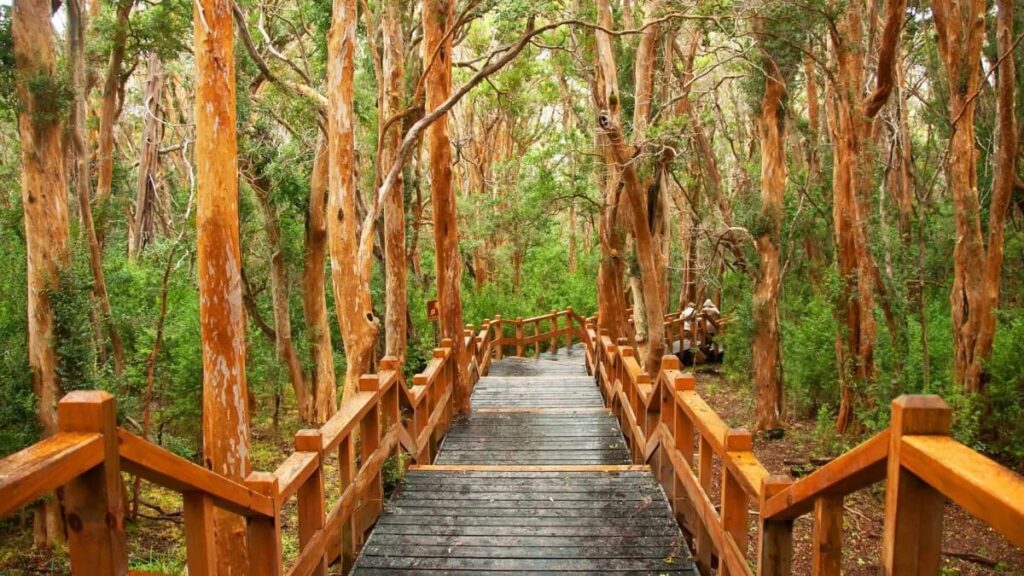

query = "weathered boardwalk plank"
[352,349,696,574]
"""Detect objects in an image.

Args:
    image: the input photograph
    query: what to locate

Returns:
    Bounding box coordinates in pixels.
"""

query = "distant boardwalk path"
[352,346,696,574]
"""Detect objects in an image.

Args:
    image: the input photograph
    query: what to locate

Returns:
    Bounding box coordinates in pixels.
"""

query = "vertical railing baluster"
[720,429,752,576]
[696,436,713,574]
[515,317,524,356]
[338,434,357,572]
[296,429,326,576]
[811,494,842,575]
[359,374,383,533]
[758,476,794,576]
[494,315,504,359]
[246,472,282,576]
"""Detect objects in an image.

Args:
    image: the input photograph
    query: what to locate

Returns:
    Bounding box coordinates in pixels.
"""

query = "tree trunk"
[14,0,72,547]
[593,0,629,338]
[94,0,132,243]
[382,0,408,364]
[423,0,468,410]
[304,141,338,424]
[752,63,787,431]
[129,54,165,259]
[194,0,250,567]
[250,169,311,421]
[328,0,379,401]
[68,0,127,379]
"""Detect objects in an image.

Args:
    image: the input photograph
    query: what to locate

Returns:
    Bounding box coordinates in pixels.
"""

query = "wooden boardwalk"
[352,347,696,574]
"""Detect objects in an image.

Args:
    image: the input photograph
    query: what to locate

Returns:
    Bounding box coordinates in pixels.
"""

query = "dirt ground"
[691,365,1024,576]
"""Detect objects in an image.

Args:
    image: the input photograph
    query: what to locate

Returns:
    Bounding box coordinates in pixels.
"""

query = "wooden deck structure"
[1,307,1023,575]
[353,346,693,573]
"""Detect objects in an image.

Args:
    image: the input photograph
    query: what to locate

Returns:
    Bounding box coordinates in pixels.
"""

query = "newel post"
[359,374,384,525]
[296,429,327,576]
[515,318,524,356]
[493,315,504,359]
[58,391,128,575]
[882,395,951,576]
[246,472,282,576]
[549,309,558,353]
[721,428,753,574]
[565,307,574,346]
[757,475,794,576]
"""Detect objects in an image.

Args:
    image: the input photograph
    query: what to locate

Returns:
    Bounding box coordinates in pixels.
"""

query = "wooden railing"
[0,308,592,574]
[582,318,1024,575]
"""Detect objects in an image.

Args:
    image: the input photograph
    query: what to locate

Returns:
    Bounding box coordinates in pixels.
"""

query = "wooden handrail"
[579,319,1024,576]
[118,429,276,518]
[0,431,104,518]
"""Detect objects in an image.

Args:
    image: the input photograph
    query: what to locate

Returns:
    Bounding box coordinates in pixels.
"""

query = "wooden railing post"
[58,391,128,575]
[882,395,951,576]
[182,492,218,574]
[246,472,282,576]
[358,374,383,529]
[758,475,794,576]
[549,309,558,353]
[721,429,752,576]
[533,320,542,358]
[295,429,326,576]
[565,307,574,347]
[812,494,842,576]
[494,315,504,359]
[338,434,357,572]
[674,373,696,531]
[515,317,524,356]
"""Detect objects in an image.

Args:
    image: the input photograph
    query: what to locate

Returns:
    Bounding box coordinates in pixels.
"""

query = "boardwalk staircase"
[1,308,1023,575]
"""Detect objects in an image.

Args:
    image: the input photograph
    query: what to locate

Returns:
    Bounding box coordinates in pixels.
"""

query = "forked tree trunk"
[328,0,379,401]
[13,0,72,547]
[593,0,629,338]
[382,0,408,364]
[423,0,468,410]
[304,141,338,424]
[129,54,165,259]
[194,0,251,567]
[752,62,787,431]
[68,0,127,378]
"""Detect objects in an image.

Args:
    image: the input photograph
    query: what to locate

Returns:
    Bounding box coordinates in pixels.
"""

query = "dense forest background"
[1,0,1023,569]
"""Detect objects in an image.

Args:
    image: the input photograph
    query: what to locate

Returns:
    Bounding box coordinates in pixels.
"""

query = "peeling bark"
[14,0,72,547]
[304,141,338,424]
[194,0,251,566]
[382,0,408,364]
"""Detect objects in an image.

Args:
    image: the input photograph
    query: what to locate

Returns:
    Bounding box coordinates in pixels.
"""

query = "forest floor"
[693,365,1024,576]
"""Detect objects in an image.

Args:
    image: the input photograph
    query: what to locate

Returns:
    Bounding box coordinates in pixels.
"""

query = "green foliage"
[51,249,101,394]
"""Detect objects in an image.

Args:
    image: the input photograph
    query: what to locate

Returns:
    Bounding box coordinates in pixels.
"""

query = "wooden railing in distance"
[581,318,1024,576]
[0,307,591,574]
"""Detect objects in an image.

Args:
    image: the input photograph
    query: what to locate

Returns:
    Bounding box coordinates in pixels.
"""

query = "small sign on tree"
[426,299,439,322]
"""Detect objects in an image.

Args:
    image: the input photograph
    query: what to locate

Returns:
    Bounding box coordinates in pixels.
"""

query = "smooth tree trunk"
[14,0,72,547]
[382,0,408,364]
[94,0,132,242]
[250,169,311,421]
[423,0,468,409]
[328,0,379,401]
[933,0,1015,392]
[752,62,787,431]
[129,54,165,258]
[194,0,251,567]
[68,0,127,378]
[304,141,338,424]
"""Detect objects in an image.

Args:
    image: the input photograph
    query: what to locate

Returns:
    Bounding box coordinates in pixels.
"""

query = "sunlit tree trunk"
[14,0,72,547]
[423,0,468,409]
[194,0,250,567]
[328,0,378,401]
[304,141,338,424]
[752,60,787,431]
[933,0,1015,393]
[382,0,408,364]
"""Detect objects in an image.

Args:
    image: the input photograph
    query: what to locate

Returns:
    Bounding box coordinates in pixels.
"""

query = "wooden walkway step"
[352,350,696,574]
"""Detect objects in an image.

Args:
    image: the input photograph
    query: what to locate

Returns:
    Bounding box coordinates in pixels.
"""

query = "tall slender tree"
[194,0,250,567]
[13,0,72,547]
